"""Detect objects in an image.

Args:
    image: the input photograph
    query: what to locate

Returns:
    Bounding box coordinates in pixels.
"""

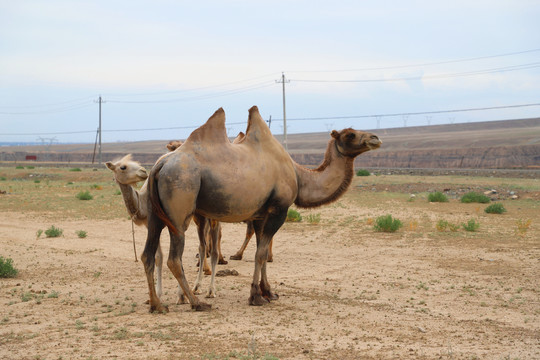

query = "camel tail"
[148,159,179,235]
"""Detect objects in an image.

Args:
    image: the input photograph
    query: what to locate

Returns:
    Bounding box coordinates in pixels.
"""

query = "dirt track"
[1,181,539,359]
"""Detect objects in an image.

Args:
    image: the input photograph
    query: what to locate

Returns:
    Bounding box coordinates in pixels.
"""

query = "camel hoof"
[206,290,216,298]
[218,259,228,265]
[264,292,279,301]
[192,302,212,312]
[249,294,270,306]
[204,270,212,276]
[192,287,202,295]
[267,257,273,263]
[176,295,188,305]
[150,304,169,314]
[229,254,242,261]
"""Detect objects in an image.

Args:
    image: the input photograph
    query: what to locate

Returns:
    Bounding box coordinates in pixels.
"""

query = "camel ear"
[331,130,340,139]
[105,162,115,170]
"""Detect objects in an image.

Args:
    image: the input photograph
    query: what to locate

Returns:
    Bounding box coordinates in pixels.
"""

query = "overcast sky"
[1,0,539,144]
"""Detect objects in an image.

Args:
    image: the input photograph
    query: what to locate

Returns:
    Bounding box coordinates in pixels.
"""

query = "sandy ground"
[1,195,539,359]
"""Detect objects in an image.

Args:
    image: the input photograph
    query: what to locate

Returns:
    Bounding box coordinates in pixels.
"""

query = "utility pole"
[276,73,290,150]
[94,96,105,165]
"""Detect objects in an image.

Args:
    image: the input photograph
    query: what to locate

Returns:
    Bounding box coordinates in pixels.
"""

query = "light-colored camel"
[143,106,381,313]
[106,149,218,302]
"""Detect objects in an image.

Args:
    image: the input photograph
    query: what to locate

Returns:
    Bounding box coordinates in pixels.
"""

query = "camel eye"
[120,165,127,171]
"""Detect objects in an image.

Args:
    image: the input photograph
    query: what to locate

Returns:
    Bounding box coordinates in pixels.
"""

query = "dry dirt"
[1,178,539,359]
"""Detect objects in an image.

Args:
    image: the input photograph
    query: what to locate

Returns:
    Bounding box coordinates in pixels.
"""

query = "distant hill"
[1,118,539,169]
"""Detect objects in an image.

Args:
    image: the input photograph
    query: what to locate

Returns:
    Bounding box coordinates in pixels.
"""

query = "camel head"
[166,140,183,152]
[105,154,148,185]
[331,128,382,157]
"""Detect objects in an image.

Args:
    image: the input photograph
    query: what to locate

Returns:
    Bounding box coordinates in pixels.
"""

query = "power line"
[272,102,540,122]
[0,102,94,115]
[2,102,538,136]
[106,82,275,104]
[287,48,540,73]
[290,62,540,83]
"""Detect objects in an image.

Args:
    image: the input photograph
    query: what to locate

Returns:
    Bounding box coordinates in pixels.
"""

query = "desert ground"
[0,166,539,359]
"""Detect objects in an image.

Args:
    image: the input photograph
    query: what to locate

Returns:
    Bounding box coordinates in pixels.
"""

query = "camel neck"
[294,139,355,208]
[118,182,143,219]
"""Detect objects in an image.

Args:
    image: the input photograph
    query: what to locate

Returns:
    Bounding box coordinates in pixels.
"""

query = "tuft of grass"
[373,214,403,233]
[0,176,6,181]
[76,190,93,200]
[356,169,371,176]
[461,192,490,203]
[76,230,88,238]
[462,218,480,232]
[26,166,35,169]
[33,180,40,184]
[0,256,18,278]
[484,203,506,214]
[515,219,532,237]
[45,225,63,238]
[16,166,24,169]
[36,229,43,239]
[69,168,82,172]
[428,192,448,203]
[306,213,321,225]
[436,220,449,232]
[286,208,302,222]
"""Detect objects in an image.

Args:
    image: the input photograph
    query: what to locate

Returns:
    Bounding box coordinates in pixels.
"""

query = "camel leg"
[142,213,168,313]
[249,210,286,306]
[155,243,163,299]
[230,221,255,261]
[268,237,274,263]
[167,227,211,312]
[206,220,220,298]
[192,216,208,295]
[217,225,227,265]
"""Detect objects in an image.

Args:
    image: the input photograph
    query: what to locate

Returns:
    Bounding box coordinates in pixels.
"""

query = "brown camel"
[170,136,272,264]
[106,150,219,301]
[143,106,381,313]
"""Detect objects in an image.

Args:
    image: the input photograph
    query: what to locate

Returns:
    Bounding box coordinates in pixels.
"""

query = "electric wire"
[287,48,540,73]
[2,102,538,136]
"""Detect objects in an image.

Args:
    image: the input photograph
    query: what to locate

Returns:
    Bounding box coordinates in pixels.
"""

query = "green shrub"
[306,213,321,224]
[373,214,403,232]
[26,166,34,169]
[286,208,302,222]
[428,192,448,203]
[0,177,6,181]
[436,220,449,232]
[485,203,506,214]
[69,168,82,172]
[16,166,24,169]
[462,219,480,232]
[0,256,18,278]
[45,225,63,238]
[76,190,93,200]
[356,169,371,176]
[76,230,88,238]
[461,192,490,203]
[34,180,40,184]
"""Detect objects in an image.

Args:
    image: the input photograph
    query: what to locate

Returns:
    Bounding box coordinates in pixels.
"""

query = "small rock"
[511,195,519,200]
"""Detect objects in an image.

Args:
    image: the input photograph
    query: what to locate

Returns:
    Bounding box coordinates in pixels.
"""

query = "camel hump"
[185,107,229,145]
[232,131,245,144]
[244,106,272,144]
